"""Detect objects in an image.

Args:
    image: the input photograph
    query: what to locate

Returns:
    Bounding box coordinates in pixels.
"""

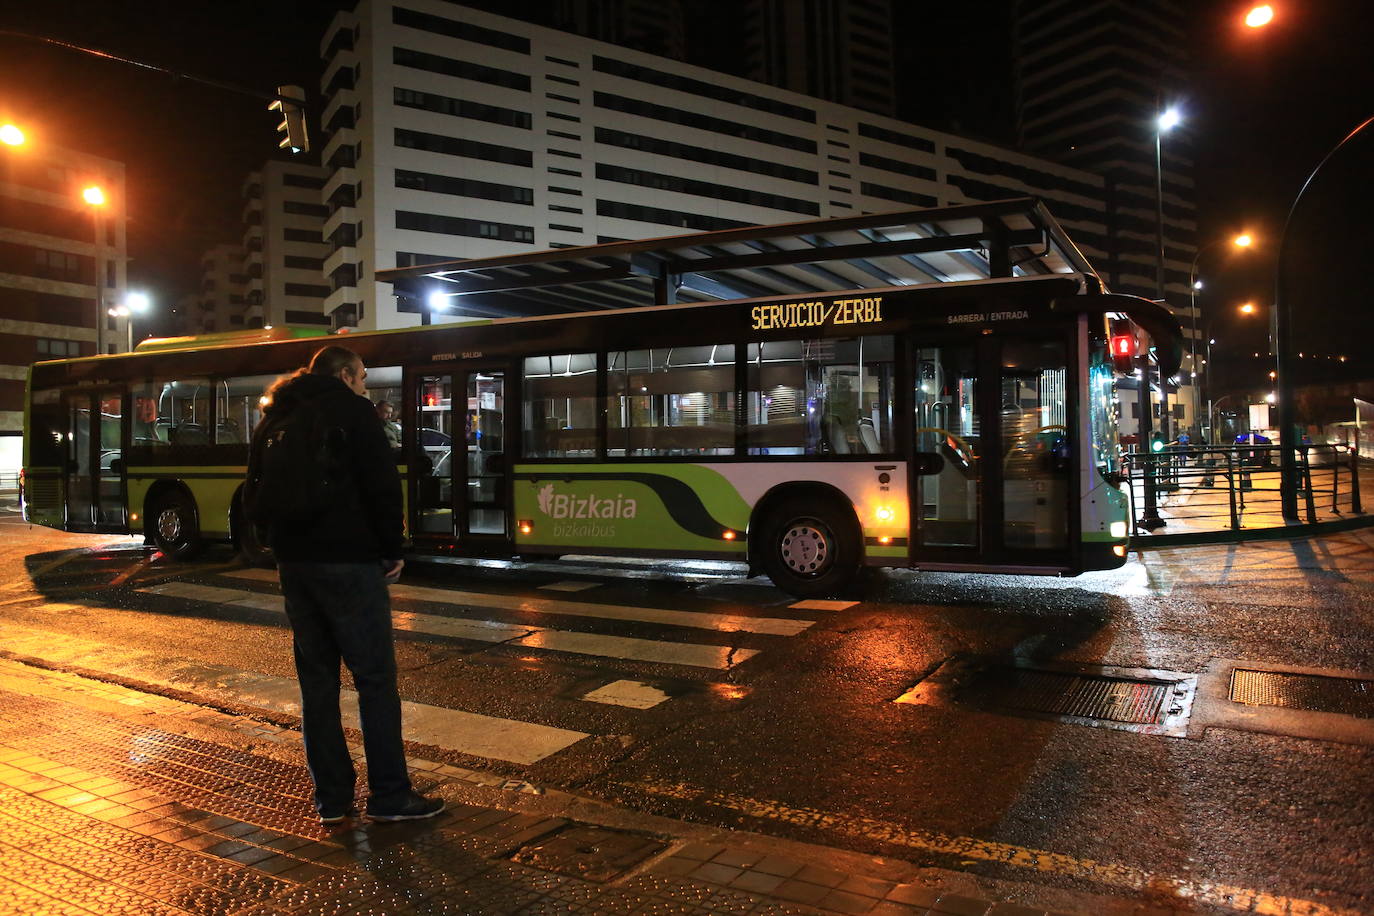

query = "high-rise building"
[1014,0,1198,432]
[553,0,686,61]
[742,0,897,117]
[316,0,1111,337]
[242,161,331,330]
[186,243,247,335]
[0,139,127,471]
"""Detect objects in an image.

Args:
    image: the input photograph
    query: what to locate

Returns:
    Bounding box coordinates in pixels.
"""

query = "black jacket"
[250,373,404,563]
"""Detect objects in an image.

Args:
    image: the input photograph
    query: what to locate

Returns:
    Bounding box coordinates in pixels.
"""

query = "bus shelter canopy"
[376,197,1103,319]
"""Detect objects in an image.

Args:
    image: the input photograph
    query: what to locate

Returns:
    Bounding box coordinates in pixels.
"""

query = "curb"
[1131,512,1374,547]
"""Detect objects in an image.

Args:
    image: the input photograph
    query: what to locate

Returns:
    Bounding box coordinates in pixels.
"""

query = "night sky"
[2,1,1371,385]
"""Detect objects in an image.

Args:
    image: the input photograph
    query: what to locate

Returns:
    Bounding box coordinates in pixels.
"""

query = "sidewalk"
[0,656,1136,916]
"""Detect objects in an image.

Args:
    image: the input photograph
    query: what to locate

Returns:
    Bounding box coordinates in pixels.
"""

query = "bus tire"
[232,490,275,568]
[759,497,860,597]
[148,490,204,561]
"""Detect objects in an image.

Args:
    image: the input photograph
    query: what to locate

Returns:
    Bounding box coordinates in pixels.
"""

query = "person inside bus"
[250,346,444,824]
[375,400,401,450]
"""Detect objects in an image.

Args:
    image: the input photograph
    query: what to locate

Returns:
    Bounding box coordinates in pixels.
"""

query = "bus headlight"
[874,505,895,523]
[1109,521,1128,539]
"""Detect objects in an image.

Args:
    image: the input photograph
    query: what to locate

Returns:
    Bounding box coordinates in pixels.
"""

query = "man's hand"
[382,559,404,584]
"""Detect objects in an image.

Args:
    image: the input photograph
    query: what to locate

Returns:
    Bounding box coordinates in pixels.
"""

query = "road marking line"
[581,680,670,709]
[539,580,602,592]
[223,568,811,636]
[109,556,156,588]
[0,618,586,765]
[138,582,759,670]
[621,780,1358,916]
[7,549,89,589]
[789,599,858,611]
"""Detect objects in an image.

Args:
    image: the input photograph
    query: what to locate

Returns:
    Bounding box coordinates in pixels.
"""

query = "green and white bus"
[21,200,1181,595]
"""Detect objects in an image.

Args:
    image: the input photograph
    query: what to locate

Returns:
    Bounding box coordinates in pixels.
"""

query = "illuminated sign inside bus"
[750,296,884,331]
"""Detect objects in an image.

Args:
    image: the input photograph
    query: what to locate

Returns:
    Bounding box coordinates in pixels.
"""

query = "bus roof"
[377,197,1101,319]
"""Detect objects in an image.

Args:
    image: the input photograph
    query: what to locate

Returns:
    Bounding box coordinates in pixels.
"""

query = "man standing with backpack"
[247,345,444,824]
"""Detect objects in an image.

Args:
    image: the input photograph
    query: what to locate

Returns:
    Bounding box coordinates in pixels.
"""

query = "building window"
[596,163,819,216]
[395,128,532,167]
[36,338,81,358]
[393,46,530,92]
[596,200,748,233]
[282,172,325,189]
[595,127,817,185]
[396,210,535,244]
[393,87,531,129]
[284,283,330,298]
[391,6,529,53]
[594,92,816,154]
[395,169,533,205]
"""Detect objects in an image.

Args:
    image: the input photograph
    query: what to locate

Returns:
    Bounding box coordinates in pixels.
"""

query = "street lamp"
[423,289,450,326]
[82,184,108,353]
[0,123,24,147]
[1189,232,1254,438]
[1245,5,1274,28]
[108,291,151,352]
[1153,106,1181,441]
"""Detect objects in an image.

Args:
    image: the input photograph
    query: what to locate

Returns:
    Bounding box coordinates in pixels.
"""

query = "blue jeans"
[277,561,412,813]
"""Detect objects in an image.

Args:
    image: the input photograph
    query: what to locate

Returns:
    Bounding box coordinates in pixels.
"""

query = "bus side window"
[218,374,284,445]
[134,378,210,449]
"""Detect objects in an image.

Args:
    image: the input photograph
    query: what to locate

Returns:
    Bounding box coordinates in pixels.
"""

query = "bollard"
[1351,447,1363,514]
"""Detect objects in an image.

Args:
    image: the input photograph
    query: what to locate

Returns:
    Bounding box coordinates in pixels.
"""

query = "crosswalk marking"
[582,680,670,709]
[224,568,812,637]
[138,581,759,670]
[789,599,858,611]
[0,618,585,765]
[539,580,601,593]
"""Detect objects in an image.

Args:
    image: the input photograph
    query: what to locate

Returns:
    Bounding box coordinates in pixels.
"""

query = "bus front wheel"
[149,490,204,560]
[759,498,860,597]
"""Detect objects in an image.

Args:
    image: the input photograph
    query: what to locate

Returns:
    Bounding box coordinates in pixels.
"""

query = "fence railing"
[0,472,18,491]
[1122,444,1363,535]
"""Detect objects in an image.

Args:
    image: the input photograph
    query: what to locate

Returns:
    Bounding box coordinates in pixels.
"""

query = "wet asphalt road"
[2,495,1371,914]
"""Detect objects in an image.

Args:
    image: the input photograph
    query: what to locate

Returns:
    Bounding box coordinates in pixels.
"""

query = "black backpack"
[245,396,348,528]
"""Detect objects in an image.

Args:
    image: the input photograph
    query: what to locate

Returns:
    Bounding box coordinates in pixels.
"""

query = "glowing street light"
[1239,302,1256,314]
[82,185,106,206]
[1156,107,1182,133]
[1234,233,1253,248]
[0,124,24,146]
[1245,4,1274,28]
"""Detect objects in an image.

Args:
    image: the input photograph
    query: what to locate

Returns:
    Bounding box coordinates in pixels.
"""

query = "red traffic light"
[1111,335,1135,359]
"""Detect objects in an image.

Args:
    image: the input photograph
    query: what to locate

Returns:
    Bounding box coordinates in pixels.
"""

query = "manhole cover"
[1230,669,1374,718]
[510,824,666,882]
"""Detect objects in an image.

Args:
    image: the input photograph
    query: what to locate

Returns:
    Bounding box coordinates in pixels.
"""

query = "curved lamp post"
[1274,114,1374,520]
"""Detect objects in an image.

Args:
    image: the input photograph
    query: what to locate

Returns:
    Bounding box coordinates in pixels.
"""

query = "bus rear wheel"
[148,490,204,560]
[759,498,860,597]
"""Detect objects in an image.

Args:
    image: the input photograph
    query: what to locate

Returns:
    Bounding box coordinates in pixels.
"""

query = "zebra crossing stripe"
[0,618,585,765]
[137,581,759,670]
[222,568,812,637]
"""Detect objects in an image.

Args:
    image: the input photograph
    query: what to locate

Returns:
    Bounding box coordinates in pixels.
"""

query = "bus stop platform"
[0,655,1175,916]
[1125,449,1374,546]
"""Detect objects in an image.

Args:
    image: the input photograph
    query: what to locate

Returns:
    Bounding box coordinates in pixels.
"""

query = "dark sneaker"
[318,805,358,825]
[365,792,446,822]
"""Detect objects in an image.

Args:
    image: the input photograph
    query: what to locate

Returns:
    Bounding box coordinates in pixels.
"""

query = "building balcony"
[321,50,358,99]
[324,285,361,315]
[324,245,358,278]
[321,128,358,174]
[319,10,357,59]
[321,90,358,140]
[323,206,357,242]
[322,166,359,207]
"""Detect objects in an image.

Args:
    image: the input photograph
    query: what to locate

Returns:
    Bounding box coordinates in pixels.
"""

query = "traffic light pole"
[1137,355,1165,530]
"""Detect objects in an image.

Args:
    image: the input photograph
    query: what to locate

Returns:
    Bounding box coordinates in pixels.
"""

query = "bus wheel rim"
[779,523,830,576]
[157,508,182,542]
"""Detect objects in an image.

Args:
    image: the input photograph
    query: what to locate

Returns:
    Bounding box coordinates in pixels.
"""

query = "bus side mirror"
[912,451,945,475]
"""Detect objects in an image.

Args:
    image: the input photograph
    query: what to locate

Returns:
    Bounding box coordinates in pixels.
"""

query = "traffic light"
[1109,320,1136,374]
[1150,431,1166,453]
[269,85,309,154]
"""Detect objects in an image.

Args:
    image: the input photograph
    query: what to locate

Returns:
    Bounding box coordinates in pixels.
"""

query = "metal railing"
[1122,444,1363,534]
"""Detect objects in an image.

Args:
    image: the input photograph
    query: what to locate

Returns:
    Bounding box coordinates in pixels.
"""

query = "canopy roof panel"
[376,197,1101,318]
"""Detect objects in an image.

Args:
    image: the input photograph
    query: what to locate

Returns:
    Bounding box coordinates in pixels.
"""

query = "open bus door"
[410,364,512,552]
[910,331,1075,571]
[60,388,127,532]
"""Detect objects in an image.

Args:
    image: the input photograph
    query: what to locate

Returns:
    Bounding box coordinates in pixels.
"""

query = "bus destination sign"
[751,295,884,332]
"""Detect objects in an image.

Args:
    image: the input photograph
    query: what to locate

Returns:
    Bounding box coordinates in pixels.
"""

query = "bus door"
[413,367,511,549]
[911,334,1072,567]
[61,388,127,532]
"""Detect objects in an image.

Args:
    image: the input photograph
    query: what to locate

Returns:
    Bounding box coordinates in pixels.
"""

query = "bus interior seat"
[857,418,880,453]
[168,424,209,446]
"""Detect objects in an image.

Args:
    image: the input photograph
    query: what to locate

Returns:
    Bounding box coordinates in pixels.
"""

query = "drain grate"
[1230,669,1374,719]
[967,668,1174,724]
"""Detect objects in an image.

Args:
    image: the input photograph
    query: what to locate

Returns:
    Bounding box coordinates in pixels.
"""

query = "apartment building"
[316,0,1110,333]
[742,0,897,117]
[186,243,247,335]
[0,139,127,471]
[240,160,331,329]
[1014,0,1199,431]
